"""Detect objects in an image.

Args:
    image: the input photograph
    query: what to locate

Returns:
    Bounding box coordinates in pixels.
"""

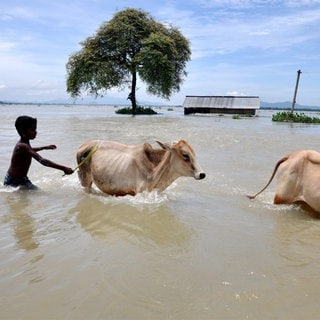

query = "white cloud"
[171,5,320,63]
[226,91,248,96]
[0,1,319,105]
[0,41,16,50]
[0,5,38,23]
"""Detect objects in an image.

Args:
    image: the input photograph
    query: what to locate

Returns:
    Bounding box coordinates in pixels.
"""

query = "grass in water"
[272,111,320,123]
[232,114,254,119]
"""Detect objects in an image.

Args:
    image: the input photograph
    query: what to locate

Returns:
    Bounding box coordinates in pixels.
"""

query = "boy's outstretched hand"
[63,167,74,175]
[45,145,57,150]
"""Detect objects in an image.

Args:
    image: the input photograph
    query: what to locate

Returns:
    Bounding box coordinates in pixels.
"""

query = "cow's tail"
[76,145,98,171]
[76,143,98,188]
[247,156,289,200]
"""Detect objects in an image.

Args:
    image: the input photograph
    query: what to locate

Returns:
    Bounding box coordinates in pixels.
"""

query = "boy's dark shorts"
[4,173,38,190]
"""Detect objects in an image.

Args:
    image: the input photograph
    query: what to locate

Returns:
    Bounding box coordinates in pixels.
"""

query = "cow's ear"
[156,141,170,150]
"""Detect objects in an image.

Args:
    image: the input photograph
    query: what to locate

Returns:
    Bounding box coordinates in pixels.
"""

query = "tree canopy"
[66,8,191,114]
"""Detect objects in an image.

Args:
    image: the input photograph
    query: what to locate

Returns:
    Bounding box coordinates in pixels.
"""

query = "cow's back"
[275,150,320,211]
[298,150,320,211]
[82,141,149,195]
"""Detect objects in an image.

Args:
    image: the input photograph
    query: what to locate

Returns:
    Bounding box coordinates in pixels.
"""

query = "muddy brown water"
[1,105,320,319]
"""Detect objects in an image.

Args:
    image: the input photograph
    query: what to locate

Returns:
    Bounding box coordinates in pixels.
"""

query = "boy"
[4,115,73,189]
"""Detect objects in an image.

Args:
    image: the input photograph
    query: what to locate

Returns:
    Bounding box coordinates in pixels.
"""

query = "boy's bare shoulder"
[13,141,32,153]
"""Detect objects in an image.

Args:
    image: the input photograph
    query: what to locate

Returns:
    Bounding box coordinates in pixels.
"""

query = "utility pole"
[291,69,302,113]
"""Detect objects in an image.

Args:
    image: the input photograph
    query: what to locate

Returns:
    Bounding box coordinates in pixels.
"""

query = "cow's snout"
[195,172,206,180]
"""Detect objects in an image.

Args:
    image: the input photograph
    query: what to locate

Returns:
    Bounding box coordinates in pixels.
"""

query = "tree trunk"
[131,71,137,115]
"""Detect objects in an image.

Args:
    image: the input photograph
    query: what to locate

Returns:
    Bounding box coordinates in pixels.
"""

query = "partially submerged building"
[183,95,260,115]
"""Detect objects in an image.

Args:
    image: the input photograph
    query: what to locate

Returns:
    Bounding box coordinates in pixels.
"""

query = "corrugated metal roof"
[183,96,260,109]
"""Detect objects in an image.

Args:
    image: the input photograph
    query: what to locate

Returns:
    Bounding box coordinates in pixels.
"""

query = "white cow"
[76,139,205,196]
[248,150,320,215]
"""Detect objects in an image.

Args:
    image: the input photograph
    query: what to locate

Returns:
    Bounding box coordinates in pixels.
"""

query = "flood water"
[1,104,320,319]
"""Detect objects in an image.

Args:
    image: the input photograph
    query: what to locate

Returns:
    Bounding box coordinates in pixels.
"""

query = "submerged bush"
[232,114,254,119]
[115,106,157,115]
[272,111,320,123]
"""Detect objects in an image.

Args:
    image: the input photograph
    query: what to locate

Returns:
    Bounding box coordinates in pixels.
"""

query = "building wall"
[184,107,256,115]
[183,96,260,115]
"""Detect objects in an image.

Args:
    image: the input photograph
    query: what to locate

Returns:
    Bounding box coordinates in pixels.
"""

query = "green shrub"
[232,114,253,119]
[272,111,320,123]
[115,106,157,115]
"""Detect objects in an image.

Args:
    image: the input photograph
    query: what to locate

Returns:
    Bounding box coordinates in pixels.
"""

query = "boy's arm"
[29,147,73,175]
[32,145,57,152]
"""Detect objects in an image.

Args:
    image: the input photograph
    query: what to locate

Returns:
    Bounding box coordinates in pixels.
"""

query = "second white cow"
[248,150,320,215]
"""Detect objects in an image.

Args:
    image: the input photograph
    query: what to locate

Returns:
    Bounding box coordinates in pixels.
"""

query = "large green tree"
[66,8,191,114]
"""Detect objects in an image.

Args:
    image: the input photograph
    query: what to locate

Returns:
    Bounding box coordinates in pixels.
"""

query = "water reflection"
[5,192,39,251]
[272,209,320,267]
[70,196,193,248]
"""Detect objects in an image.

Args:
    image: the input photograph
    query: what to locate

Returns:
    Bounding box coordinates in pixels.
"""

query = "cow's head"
[156,140,206,180]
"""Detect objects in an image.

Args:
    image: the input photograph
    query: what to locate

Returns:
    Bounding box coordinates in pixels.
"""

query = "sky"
[1,0,320,106]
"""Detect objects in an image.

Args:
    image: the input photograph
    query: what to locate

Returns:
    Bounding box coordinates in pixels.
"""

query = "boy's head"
[15,116,37,137]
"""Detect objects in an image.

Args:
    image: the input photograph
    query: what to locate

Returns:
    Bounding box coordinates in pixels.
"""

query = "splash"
[88,188,172,207]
